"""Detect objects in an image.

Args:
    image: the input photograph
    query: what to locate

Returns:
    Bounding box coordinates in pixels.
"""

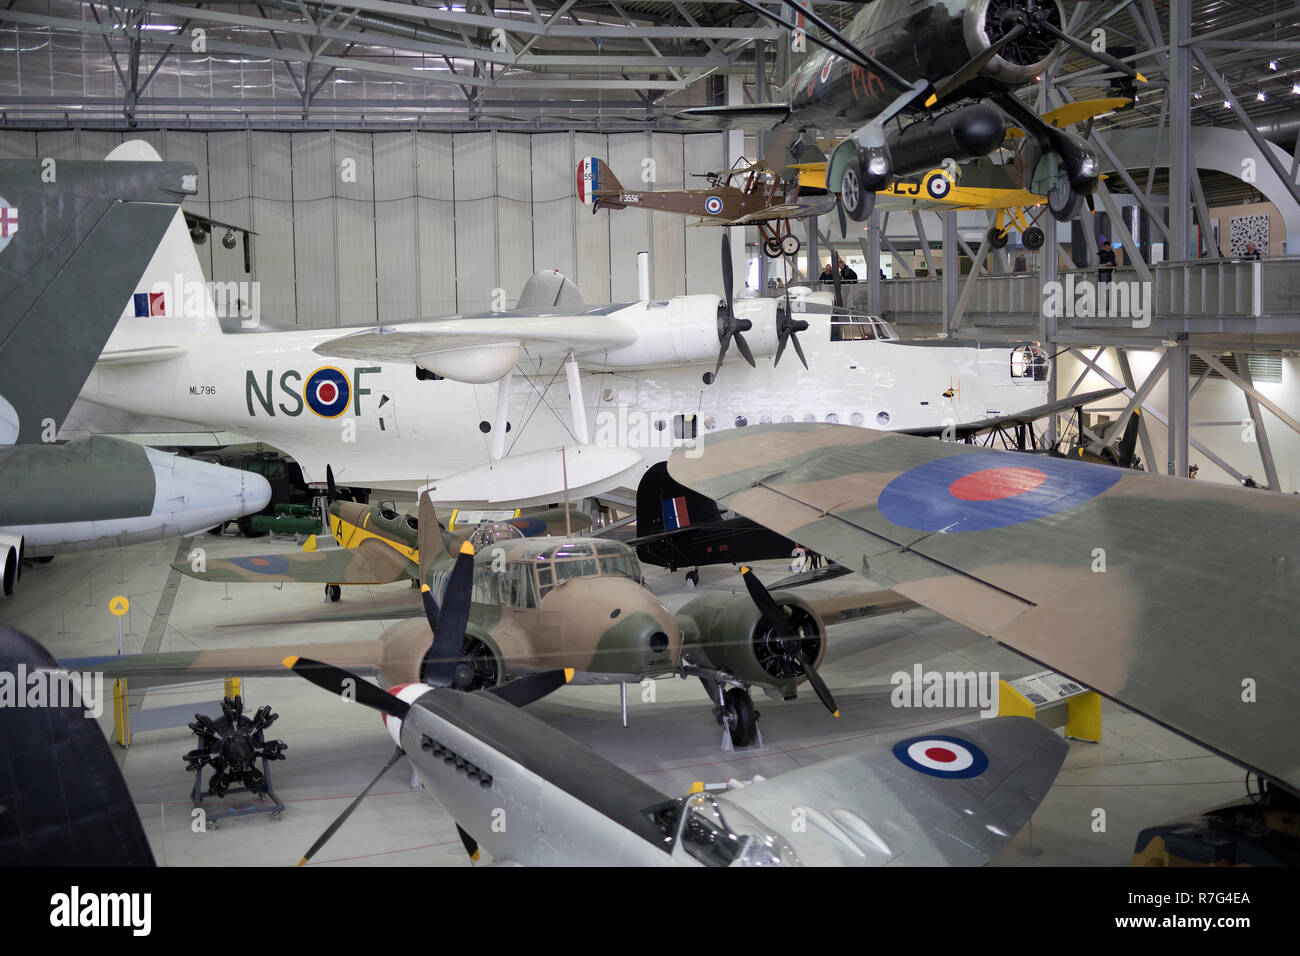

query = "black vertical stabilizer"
[635,461,723,537]
[0,626,155,865]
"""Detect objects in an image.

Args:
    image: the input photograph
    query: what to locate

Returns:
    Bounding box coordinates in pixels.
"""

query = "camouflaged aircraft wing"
[173,538,414,585]
[670,423,1300,794]
[62,639,387,690]
[718,715,1066,865]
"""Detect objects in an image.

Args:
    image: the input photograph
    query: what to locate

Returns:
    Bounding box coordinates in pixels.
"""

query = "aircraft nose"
[150,450,272,532]
[594,585,682,675]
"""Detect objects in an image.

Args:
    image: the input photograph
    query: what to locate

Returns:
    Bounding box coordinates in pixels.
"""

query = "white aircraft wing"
[312,315,638,383]
[718,716,1066,866]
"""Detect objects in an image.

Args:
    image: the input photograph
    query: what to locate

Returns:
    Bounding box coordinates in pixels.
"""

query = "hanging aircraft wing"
[898,387,1124,439]
[669,423,1300,795]
[312,314,638,384]
[718,715,1065,865]
[673,103,792,131]
[173,538,414,585]
[1003,97,1133,137]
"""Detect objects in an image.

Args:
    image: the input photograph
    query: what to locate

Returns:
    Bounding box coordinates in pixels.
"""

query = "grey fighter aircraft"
[668,422,1300,796]
[0,148,271,594]
[281,542,1067,866]
[679,0,1146,226]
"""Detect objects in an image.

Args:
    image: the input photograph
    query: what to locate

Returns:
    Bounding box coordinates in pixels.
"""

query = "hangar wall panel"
[373,132,421,323]
[650,133,687,300]
[416,133,457,315]
[290,132,340,329]
[334,131,379,326]
[249,133,298,324]
[453,134,499,314]
[1,129,726,324]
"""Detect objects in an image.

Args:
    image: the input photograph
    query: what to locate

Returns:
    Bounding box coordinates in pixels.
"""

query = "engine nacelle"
[964,0,1065,86]
[676,590,826,698]
[603,296,778,370]
[0,532,23,597]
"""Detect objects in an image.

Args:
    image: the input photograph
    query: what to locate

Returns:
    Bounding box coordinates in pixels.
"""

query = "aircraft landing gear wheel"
[325,584,341,603]
[723,687,757,748]
[839,161,870,221]
[987,227,1009,250]
[1022,226,1045,251]
[780,233,801,257]
[685,568,699,588]
[763,236,783,258]
[1047,170,1084,222]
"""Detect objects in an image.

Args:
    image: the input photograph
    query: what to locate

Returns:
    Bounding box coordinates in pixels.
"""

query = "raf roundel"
[877,449,1123,533]
[704,196,724,216]
[893,735,989,779]
[303,366,352,418]
[230,554,292,575]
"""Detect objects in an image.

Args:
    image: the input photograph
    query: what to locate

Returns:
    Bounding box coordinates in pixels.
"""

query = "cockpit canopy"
[432,538,644,609]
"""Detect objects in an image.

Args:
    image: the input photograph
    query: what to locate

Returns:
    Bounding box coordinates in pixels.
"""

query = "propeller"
[420,540,476,688]
[456,824,480,863]
[487,668,575,708]
[739,566,839,718]
[1114,409,1141,469]
[836,196,848,240]
[776,285,809,369]
[282,655,410,720]
[296,746,404,867]
[732,0,928,102]
[931,25,1029,103]
[1037,20,1147,83]
[714,233,756,380]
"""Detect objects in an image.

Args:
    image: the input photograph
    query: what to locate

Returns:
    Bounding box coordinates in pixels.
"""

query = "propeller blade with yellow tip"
[421,538,477,688]
[298,746,405,867]
[456,824,481,863]
[486,667,575,708]
[282,655,410,719]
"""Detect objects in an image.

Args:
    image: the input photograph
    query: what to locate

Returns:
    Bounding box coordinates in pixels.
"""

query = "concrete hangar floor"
[5,530,1242,867]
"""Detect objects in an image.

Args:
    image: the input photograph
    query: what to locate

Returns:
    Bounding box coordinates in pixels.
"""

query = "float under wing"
[669,423,1300,795]
[719,716,1066,865]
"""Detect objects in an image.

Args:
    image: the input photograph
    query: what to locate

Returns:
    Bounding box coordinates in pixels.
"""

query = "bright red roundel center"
[949,466,1047,502]
[318,382,337,403]
[925,747,957,763]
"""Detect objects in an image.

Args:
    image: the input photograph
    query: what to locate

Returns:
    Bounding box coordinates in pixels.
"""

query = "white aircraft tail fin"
[516,270,585,311]
[109,141,242,340]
